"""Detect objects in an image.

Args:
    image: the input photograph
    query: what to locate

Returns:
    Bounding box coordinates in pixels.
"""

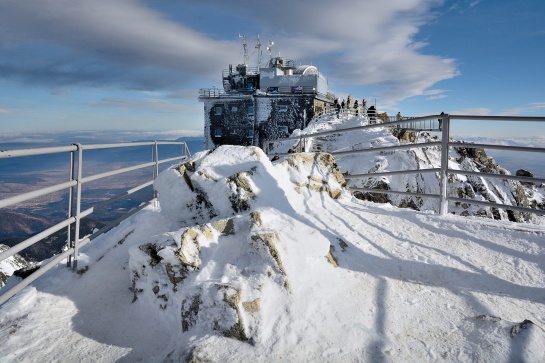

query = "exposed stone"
[218,285,249,342]
[250,211,263,227]
[337,238,348,252]
[179,227,205,268]
[13,265,40,279]
[177,163,195,191]
[193,187,218,220]
[286,153,348,195]
[166,263,189,292]
[516,169,535,186]
[181,294,202,332]
[354,178,390,204]
[399,198,420,210]
[391,129,417,143]
[242,298,260,314]
[250,232,286,276]
[227,172,256,212]
[325,245,338,267]
[129,270,143,303]
[139,243,164,267]
[510,319,535,338]
[211,218,235,235]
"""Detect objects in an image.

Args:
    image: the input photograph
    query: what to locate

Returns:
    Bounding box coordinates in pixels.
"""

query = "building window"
[231,106,238,112]
[215,129,222,137]
[214,106,223,115]
[247,129,254,138]
[247,105,254,116]
[279,105,288,112]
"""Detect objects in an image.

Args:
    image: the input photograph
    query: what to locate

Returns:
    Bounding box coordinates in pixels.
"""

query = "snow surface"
[1,116,545,362]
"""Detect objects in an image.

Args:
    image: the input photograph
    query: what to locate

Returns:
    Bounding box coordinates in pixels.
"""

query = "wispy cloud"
[469,0,485,9]
[500,102,545,116]
[89,98,190,113]
[0,0,459,106]
[423,89,449,100]
[0,0,239,89]
[427,94,448,100]
[451,107,491,115]
[48,90,67,95]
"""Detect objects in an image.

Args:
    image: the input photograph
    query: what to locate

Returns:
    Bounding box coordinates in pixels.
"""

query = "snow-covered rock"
[0,244,30,288]
[289,115,545,224]
[124,145,351,359]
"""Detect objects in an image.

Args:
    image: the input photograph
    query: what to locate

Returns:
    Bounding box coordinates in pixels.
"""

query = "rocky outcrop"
[130,145,338,350]
[344,131,544,223]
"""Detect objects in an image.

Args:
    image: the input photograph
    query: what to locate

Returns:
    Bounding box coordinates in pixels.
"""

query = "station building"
[198,46,334,149]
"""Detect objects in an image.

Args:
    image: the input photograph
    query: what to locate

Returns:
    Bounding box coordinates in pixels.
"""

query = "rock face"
[338,129,544,223]
[128,145,348,359]
[449,143,540,222]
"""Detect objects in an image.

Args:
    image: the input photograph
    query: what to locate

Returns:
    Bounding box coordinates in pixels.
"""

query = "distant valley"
[0,136,204,263]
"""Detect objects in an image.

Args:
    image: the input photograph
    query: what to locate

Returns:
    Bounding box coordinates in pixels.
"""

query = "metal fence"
[267,113,545,217]
[0,141,190,305]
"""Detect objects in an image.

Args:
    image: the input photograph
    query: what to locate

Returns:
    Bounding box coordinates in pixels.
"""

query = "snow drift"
[1,137,544,362]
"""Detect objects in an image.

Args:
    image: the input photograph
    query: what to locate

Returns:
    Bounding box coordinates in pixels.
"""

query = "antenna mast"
[266,40,274,61]
[256,35,262,71]
[239,34,249,66]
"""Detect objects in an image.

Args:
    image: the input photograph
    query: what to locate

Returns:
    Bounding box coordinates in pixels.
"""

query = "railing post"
[154,141,159,179]
[439,114,450,215]
[153,141,159,202]
[72,143,83,270]
[67,150,75,267]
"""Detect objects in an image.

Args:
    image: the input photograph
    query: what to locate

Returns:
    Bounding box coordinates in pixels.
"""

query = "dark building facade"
[199,47,334,149]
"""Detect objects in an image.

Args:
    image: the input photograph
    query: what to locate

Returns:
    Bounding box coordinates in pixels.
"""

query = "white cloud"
[451,107,491,115]
[0,0,239,81]
[48,90,67,96]
[0,0,459,106]
[206,0,459,102]
[427,94,448,100]
[500,102,545,116]
[469,0,485,9]
[89,98,190,113]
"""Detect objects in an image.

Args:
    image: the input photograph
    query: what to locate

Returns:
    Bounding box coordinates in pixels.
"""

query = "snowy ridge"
[276,113,545,223]
[1,141,545,361]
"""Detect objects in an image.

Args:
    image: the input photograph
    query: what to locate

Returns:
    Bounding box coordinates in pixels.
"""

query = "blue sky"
[1,0,544,141]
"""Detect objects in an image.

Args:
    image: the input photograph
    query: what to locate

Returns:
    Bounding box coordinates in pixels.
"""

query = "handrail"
[351,187,441,200]
[0,145,78,158]
[266,113,545,219]
[0,140,191,305]
[345,168,441,179]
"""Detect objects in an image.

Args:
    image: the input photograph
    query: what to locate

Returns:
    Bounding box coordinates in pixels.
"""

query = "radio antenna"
[256,35,262,71]
[266,40,274,61]
[239,34,249,66]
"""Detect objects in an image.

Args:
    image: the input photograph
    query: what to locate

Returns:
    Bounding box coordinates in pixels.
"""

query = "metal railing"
[0,141,191,305]
[266,114,545,218]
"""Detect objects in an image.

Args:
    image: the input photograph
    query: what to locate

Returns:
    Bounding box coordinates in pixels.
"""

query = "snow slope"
[1,140,545,361]
[276,113,545,223]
